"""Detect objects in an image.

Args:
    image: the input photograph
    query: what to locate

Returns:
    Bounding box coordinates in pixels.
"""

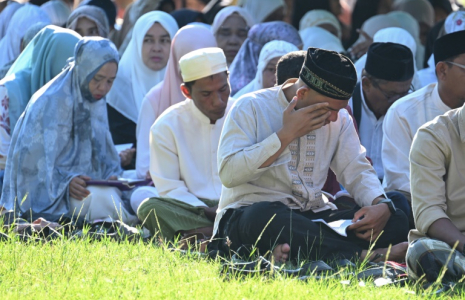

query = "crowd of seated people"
[0,0,465,282]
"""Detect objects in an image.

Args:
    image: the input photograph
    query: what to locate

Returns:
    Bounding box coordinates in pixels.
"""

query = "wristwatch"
[378,199,396,214]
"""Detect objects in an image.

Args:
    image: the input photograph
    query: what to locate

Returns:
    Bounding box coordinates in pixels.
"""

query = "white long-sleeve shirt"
[215,81,384,233]
[382,83,450,193]
[149,98,230,207]
[349,83,385,180]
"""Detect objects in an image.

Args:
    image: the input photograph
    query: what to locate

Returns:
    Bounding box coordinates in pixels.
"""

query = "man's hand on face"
[347,203,391,241]
[278,96,330,143]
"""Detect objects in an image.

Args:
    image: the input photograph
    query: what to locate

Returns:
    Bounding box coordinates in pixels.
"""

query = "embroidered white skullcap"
[179,47,228,82]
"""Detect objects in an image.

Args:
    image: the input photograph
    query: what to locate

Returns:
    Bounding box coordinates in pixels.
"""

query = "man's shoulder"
[233,87,281,110]
[389,84,436,115]
[153,100,191,128]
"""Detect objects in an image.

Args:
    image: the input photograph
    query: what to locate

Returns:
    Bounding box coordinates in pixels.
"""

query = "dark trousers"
[215,201,409,262]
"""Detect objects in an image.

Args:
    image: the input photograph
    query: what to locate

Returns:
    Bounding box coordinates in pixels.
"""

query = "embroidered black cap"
[299,48,357,100]
[434,30,465,65]
[365,42,414,82]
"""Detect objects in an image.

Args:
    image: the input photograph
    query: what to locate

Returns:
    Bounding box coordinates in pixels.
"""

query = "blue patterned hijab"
[1,37,122,216]
[228,21,302,96]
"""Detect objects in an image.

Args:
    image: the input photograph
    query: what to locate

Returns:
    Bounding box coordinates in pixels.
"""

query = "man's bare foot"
[272,243,291,263]
[361,242,408,263]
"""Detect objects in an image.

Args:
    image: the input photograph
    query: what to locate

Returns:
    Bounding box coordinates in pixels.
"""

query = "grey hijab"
[1,37,122,216]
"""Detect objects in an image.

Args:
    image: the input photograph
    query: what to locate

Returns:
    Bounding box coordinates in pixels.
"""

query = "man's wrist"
[276,128,294,148]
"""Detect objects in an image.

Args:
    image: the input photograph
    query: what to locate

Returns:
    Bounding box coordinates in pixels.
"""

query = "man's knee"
[240,201,289,228]
[137,197,166,221]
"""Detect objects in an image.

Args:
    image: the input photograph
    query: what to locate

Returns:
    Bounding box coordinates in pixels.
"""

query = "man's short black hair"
[276,50,306,85]
[183,71,229,91]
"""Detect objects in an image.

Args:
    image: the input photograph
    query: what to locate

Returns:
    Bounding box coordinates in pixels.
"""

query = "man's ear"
[435,61,448,82]
[361,76,372,92]
[180,84,192,99]
[296,85,309,100]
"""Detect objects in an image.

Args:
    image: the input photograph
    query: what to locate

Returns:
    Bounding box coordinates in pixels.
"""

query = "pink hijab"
[145,25,217,119]
[136,25,217,178]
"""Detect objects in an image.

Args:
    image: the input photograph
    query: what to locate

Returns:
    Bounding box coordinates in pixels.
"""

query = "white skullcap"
[179,47,228,82]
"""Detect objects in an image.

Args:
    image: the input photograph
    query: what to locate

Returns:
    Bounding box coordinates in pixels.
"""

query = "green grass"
[1,234,465,300]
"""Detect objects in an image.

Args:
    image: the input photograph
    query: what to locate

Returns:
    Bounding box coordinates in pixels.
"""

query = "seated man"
[382,30,465,202]
[137,47,231,242]
[213,47,409,263]
[406,50,465,280]
[350,42,414,182]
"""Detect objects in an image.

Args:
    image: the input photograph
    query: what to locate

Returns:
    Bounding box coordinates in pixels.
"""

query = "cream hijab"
[299,9,341,38]
[234,40,298,99]
[106,11,178,123]
[300,26,345,53]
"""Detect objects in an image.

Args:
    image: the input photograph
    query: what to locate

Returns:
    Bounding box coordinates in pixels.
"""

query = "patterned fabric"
[0,37,122,216]
[0,88,9,134]
[287,132,326,210]
[407,237,465,281]
[229,21,302,96]
[67,5,110,38]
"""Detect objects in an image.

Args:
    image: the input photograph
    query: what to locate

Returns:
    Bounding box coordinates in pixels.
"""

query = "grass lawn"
[0,234,464,300]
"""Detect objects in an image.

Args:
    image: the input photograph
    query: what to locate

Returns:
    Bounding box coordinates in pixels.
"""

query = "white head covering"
[0,1,22,39]
[444,11,465,34]
[40,0,71,26]
[0,3,51,69]
[393,0,434,27]
[300,26,345,53]
[234,40,298,99]
[355,27,421,89]
[387,11,424,69]
[180,47,228,82]
[211,6,255,35]
[353,14,400,46]
[299,9,341,38]
[106,11,179,123]
[237,0,285,23]
[417,11,465,88]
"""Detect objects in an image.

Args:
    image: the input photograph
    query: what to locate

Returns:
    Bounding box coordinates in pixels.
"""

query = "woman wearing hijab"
[0,3,51,70]
[291,0,341,30]
[67,5,110,38]
[234,40,298,99]
[0,0,22,40]
[393,0,435,46]
[0,26,80,171]
[106,11,178,146]
[135,25,217,180]
[228,21,302,96]
[299,9,342,38]
[40,0,71,26]
[237,0,285,23]
[211,6,254,67]
[300,26,345,53]
[0,37,137,225]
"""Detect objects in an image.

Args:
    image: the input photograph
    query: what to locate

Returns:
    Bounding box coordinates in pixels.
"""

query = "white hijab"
[237,0,285,23]
[107,11,178,123]
[0,3,51,69]
[211,6,255,35]
[388,11,424,70]
[234,40,298,99]
[299,9,341,38]
[354,27,421,90]
[300,26,345,53]
[0,1,22,39]
[352,14,400,46]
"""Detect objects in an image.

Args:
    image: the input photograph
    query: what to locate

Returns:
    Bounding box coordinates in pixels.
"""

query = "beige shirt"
[215,81,384,234]
[150,98,229,207]
[409,105,465,242]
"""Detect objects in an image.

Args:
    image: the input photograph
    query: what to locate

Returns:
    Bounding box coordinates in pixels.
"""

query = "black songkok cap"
[434,30,465,65]
[365,42,414,82]
[299,48,357,100]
